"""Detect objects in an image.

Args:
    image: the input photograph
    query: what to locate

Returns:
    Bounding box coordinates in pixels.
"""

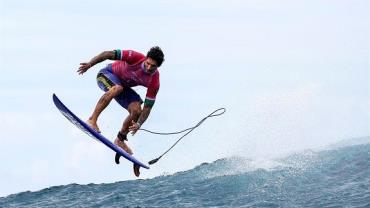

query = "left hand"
[129,120,141,135]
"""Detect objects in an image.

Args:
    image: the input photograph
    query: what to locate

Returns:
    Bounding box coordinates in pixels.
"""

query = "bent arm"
[78,50,116,74]
[137,105,152,126]
[137,86,158,126]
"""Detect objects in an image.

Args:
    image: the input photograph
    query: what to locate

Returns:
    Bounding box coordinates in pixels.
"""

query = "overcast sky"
[0,0,369,197]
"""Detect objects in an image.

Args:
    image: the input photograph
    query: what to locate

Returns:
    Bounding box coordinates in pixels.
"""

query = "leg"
[120,101,142,134]
[87,85,123,133]
[89,65,123,133]
[111,87,143,165]
[114,101,142,156]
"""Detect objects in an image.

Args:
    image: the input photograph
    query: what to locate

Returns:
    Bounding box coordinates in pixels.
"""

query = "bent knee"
[110,85,123,96]
[129,103,142,117]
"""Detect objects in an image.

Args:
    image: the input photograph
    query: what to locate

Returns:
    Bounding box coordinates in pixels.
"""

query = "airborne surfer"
[77,47,164,177]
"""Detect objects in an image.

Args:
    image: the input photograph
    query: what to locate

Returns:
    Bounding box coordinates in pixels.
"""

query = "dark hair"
[147,46,164,67]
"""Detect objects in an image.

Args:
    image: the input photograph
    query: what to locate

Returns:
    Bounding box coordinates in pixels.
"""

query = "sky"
[1,0,369,197]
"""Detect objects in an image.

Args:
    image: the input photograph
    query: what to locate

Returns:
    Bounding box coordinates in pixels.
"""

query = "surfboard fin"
[133,164,140,177]
[115,153,121,164]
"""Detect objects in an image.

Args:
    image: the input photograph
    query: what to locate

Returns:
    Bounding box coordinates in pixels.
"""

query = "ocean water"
[1,141,369,208]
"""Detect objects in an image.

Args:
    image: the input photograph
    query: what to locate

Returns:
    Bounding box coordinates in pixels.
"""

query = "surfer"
[77,47,164,176]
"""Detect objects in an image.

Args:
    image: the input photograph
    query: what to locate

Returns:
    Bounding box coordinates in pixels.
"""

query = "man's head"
[144,46,164,73]
[147,46,164,67]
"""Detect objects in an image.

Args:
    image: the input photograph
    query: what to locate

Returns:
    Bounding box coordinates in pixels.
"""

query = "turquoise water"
[1,142,369,208]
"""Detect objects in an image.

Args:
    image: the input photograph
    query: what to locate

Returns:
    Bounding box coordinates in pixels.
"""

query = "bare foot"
[87,119,101,133]
[114,138,133,155]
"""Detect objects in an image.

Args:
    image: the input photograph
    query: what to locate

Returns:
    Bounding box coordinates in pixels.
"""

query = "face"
[144,57,158,74]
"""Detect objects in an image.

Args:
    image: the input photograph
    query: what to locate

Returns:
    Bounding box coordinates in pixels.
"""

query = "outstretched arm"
[78,50,116,75]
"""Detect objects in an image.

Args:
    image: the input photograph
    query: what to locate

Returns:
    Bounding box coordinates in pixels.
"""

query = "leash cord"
[140,108,226,165]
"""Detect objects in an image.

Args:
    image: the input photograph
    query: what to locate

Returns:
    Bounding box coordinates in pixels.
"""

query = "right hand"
[128,120,141,136]
[77,62,92,75]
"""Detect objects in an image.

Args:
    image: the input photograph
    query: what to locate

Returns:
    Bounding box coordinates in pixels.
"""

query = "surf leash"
[139,108,226,165]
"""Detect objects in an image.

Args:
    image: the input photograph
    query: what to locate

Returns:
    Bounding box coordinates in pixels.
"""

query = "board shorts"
[96,64,143,110]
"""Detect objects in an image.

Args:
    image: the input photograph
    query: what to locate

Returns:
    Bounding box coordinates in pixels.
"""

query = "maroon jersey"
[112,49,160,106]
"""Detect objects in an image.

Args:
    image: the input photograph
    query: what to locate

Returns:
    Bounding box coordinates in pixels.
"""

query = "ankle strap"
[117,131,127,141]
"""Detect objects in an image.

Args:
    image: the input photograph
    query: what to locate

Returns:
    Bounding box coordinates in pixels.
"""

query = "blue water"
[1,139,370,208]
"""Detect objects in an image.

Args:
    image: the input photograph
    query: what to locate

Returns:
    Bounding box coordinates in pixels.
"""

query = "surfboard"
[52,93,149,169]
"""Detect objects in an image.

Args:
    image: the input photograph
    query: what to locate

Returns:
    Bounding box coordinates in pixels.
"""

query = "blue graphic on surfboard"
[52,93,149,169]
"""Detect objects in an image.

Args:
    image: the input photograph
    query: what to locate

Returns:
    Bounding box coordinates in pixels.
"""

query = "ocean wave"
[1,138,369,208]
